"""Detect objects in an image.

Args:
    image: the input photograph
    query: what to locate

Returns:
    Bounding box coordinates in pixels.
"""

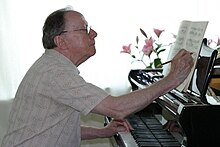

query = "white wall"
[0,99,13,145]
[1,0,220,100]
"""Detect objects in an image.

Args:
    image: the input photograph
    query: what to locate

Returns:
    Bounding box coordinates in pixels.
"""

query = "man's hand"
[103,119,134,138]
[168,49,194,86]
[163,120,182,133]
[81,119,133,140]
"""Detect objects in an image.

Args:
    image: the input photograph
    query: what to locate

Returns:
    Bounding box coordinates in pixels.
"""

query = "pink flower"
[121,44,132,54]
[142,38,154,56]
[153,28,164,38]
[207,37,220,47]
[208,39,213,45]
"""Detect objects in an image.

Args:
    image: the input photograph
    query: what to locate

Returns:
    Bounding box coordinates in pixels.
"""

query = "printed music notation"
[163,20,209,92]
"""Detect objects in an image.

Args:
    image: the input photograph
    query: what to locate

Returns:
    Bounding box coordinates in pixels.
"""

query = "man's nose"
[89,28,97,38]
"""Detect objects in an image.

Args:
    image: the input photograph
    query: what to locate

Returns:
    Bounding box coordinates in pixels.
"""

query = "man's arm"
[92,49,194,119]
[81,119,133,140]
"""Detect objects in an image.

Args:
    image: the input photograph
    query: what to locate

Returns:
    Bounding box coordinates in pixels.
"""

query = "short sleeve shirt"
[1,50,109,147]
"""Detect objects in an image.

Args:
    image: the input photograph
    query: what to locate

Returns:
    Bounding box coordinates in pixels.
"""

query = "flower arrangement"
[206,37,220,59]
[207,37,220,51]
[120,28,174,69]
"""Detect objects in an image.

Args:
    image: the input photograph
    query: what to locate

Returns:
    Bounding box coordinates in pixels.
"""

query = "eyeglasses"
[59,25,91,35]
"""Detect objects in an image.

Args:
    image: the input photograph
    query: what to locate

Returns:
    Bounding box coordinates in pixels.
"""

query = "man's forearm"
[93,74,179,119]
[81,126,105,140]
[115,74,178,116]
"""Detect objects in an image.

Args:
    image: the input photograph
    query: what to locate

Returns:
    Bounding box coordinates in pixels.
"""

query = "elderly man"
[1,7,193,147]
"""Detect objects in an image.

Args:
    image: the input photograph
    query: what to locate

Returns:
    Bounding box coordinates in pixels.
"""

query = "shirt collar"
[44,49,80,74]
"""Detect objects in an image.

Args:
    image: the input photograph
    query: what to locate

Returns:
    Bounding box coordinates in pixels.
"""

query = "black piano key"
[154,134,175,139]
[160,141,181,147]
[132,131,153,135]
[132,129,150,133]
[132,133,155,139]
[135,138,157,142]
[147,124,163,130]
[129,123,144,128]
[141,117,160,122]
[153,131,172,135]
[131,131,153,140]
[137,141,162,147]
[127,115,181,147]
[132,125,148,129]
[157,138,179,142]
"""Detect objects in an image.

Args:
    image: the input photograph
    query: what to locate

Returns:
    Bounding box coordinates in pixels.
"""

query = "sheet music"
[163,20,209,92]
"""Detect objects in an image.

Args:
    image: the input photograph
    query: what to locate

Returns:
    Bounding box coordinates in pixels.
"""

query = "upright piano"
[105,39,220,147]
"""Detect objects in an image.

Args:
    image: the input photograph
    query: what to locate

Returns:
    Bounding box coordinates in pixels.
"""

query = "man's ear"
[54,36,66,49]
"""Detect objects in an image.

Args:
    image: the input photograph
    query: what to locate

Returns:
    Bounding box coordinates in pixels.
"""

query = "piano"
[105,39,220,147]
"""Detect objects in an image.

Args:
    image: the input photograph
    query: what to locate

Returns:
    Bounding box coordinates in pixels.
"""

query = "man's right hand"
[168,49,194,86]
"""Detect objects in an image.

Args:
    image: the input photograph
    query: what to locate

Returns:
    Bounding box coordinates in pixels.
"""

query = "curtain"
[1,0,220,100]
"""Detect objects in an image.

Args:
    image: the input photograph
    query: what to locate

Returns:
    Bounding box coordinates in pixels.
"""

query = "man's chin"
[86,49,96,60]
[90,47,96,56]
[91,49,96,56]
[85,46,96,59]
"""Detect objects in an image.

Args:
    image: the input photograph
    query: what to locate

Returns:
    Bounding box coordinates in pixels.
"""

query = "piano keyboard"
[126,115,181,147]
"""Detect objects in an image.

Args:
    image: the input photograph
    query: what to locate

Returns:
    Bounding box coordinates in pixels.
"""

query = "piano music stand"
[186,38,218,104]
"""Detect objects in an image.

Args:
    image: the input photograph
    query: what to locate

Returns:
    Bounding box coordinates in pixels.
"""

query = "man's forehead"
[64,11,87,28]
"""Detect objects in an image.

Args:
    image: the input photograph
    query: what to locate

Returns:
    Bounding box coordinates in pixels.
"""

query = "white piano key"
[117,131,138,147]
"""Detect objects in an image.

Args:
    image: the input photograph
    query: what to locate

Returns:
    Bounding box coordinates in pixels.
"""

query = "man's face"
[60,11,97,65]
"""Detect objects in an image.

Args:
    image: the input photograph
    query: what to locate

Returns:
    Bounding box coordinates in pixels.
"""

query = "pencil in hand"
[156,52,194,67]
[160,60,172,66]
[156,60,172,68]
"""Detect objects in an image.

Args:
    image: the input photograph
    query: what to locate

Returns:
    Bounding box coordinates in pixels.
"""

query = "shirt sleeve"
[49,68,109,115]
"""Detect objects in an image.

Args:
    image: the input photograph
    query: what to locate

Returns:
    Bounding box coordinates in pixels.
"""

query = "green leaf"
[157,49,166,56]
[155,43,162,47]
[155,46,160,52]
[146,65,152,69]
[140,28,148,38]
[154,58,162,68]
[154,44,162,51]
[146,62,153,69]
